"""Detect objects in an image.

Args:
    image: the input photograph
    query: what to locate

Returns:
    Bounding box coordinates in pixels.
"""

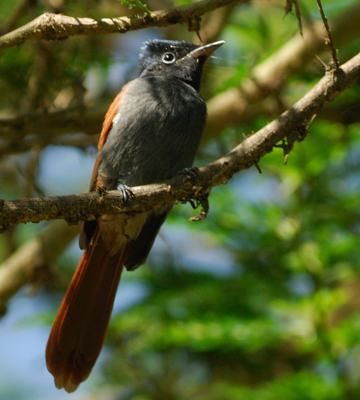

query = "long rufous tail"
[46,231,124,392]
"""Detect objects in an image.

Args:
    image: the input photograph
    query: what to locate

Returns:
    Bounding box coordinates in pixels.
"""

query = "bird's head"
[139,39,224,91]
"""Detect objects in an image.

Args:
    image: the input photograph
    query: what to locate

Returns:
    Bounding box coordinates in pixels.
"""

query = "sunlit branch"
[1,52,359,228]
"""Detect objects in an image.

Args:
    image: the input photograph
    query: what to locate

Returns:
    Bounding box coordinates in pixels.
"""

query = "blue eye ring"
[161,52,176,64]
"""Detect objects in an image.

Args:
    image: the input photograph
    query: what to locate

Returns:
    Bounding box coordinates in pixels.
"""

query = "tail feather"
[46,232,124,392]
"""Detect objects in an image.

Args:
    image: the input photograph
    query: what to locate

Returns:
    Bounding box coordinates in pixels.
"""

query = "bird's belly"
[125,118,203,185]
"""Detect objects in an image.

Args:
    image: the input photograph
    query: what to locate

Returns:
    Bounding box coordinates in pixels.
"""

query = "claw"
[188,199,199,209]
[190,193,209,222]
[117,183,134,204]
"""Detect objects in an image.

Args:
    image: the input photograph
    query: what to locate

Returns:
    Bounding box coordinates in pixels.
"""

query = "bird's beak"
[188,40,225,59]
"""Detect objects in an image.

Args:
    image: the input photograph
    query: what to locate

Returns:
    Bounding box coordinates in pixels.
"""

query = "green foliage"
[214,372,344,400]
[118,0,150,13]
[1,0,360,399]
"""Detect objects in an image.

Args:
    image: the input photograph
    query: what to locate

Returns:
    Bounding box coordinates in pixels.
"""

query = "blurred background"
[0,0,360,399]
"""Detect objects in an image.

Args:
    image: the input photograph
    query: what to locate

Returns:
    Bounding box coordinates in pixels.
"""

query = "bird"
[45,38,224,392]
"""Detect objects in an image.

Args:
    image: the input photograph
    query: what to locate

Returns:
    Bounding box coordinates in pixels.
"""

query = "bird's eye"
[161,52,176,64]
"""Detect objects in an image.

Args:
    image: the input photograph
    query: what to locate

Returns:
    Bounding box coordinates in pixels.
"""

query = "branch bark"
[0,0,245,50]
[1,52,359,228]
[0,105,100,156]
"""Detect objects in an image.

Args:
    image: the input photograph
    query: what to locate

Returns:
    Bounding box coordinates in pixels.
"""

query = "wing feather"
[80,84,129,249]
[90,84,129,191]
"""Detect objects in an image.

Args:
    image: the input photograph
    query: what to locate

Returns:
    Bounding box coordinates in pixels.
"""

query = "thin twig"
[316,0,339,68]
[293,0,303,36]
[195,3,236,44]
[284,0,303,36]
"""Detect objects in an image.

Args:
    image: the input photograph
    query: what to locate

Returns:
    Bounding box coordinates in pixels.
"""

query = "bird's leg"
[190,192,209,222]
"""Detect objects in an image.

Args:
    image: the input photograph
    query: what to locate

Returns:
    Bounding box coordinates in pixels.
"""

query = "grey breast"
[99,76,207,188]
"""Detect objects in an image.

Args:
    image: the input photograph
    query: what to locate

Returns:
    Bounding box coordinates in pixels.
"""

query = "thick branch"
[0,0,244,50]
[1,52,359,228]
[0,105,100,156]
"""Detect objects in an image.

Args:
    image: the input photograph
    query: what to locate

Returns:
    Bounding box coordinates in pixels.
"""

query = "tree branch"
[0,0,245,50]
[1,3,359,154]
[1,52,359,228]
[0,105,100,156]
[0,221,78,313]
[205,2,360,139]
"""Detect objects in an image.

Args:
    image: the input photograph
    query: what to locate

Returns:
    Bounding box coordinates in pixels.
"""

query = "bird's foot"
[117,183,134,204]
[189,192,209,222]
[178,166,200,182]
[178,167,208,218]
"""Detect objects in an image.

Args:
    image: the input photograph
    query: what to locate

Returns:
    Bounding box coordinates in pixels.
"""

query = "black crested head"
[139,40,197,70]
[138,39,224,91]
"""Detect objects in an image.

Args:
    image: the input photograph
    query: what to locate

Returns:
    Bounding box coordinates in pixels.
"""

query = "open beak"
[188,40,225,58]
